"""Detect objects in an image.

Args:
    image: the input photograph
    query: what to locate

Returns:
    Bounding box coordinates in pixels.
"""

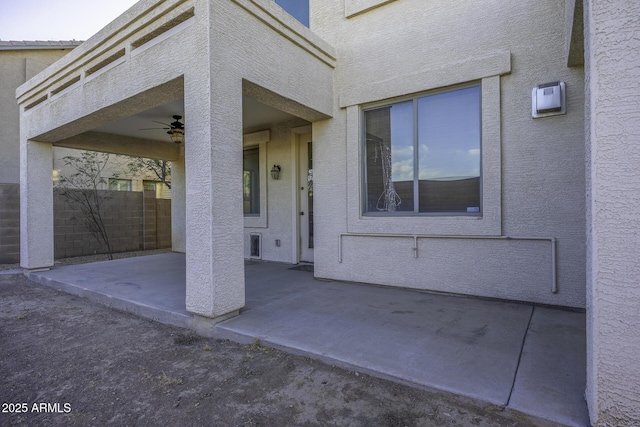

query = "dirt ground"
[0,273,557,427]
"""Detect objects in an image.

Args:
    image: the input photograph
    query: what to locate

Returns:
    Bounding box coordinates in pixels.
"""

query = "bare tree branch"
[57,152,114,260]
[120,156,172,189]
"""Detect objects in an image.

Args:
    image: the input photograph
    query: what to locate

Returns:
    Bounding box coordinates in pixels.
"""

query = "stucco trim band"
[231,0,336,68]
[339,50,511,108]
[16,0,193,105]
[345,0,398,18]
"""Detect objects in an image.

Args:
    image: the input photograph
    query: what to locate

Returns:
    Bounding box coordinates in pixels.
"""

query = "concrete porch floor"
[27,252,589,426]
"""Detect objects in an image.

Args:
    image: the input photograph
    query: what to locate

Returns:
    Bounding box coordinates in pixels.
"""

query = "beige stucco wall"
[0,49,73,184]
[310,0,586,307]
[242,119,308,263]
[585,0,640,424]
[191,0,333,316]
[15,1,587,309]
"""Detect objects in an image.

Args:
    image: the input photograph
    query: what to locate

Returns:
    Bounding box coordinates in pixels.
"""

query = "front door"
[299,135,314,263]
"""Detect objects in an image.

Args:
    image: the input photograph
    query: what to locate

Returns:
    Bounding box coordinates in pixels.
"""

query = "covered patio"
[17,0,334,325]
[27,253,589,426]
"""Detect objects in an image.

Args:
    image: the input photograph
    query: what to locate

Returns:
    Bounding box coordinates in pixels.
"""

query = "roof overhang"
[0,40,83,51]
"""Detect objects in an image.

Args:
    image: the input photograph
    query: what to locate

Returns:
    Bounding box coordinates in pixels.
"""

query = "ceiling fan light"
[170,128,184,144]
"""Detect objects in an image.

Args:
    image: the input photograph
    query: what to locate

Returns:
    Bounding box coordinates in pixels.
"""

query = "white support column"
[171,147,186,253]
[585,0,640,424]
[20,139,54,270]
[183,73,245,320]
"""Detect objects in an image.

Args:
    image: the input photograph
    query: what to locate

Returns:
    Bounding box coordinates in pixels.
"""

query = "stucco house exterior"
[14,0,640,424]
[0,41,173,263]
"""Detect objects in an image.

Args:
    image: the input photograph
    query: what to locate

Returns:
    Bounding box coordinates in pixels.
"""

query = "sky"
[0,0,140,41]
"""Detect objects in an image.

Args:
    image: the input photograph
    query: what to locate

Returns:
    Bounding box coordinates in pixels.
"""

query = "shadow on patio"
[27,252,588,426]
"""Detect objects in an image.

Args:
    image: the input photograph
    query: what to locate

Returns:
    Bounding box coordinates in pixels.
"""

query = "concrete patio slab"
[27,253,190,328]
[509,307,589,426]
[221,269,533,406]
[26,253,589,425]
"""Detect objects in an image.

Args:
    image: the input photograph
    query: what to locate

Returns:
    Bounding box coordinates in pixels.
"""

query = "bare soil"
[0,271,557,426]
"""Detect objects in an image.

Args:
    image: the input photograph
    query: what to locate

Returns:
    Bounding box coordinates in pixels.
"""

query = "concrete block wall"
[156,199,172,249]
[0,184,20,264]
[52,189,171,259]
[143,190,158,250]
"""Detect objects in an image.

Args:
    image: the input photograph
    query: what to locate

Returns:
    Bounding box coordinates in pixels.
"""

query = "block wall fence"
[0,184,171,263]
[0,184,20,263]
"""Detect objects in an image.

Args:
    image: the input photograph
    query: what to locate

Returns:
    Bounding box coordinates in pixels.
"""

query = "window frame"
[143,180,159,191]
[344,75,502,237]
[108,178,132,191]
[361,82,483,217]
[243,147,261,217]
[143,180,171,199]
[242,130,270,229]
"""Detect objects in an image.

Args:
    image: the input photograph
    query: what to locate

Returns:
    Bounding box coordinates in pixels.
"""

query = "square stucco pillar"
[585,0,640,424]
[20,139,54,270]
[171,148,186,253]
[183,75,245,320]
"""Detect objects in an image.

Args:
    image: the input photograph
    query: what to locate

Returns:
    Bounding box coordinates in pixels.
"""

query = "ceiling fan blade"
[139,127,170,130]
[152,120,171,126]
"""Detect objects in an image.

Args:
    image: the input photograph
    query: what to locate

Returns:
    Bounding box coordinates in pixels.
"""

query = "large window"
[243,148,260,216]
[363,85,481,215]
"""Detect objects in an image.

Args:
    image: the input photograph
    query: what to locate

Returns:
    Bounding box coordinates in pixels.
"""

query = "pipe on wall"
[338,233,558,294]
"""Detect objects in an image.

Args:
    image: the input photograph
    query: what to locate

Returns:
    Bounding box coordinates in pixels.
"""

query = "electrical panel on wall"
[532,82,566,118]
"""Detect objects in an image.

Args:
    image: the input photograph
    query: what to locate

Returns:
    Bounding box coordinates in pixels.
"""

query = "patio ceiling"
[92,96,299,143]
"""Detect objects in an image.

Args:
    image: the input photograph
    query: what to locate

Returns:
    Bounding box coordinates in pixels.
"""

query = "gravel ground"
[0,252,558,426]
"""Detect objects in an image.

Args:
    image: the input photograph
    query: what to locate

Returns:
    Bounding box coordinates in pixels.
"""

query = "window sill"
[244,215,266,228]
[362,212,483,218]
[349,213,499,236]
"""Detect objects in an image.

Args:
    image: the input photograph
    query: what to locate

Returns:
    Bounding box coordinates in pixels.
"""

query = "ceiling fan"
[140,115,185,143]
